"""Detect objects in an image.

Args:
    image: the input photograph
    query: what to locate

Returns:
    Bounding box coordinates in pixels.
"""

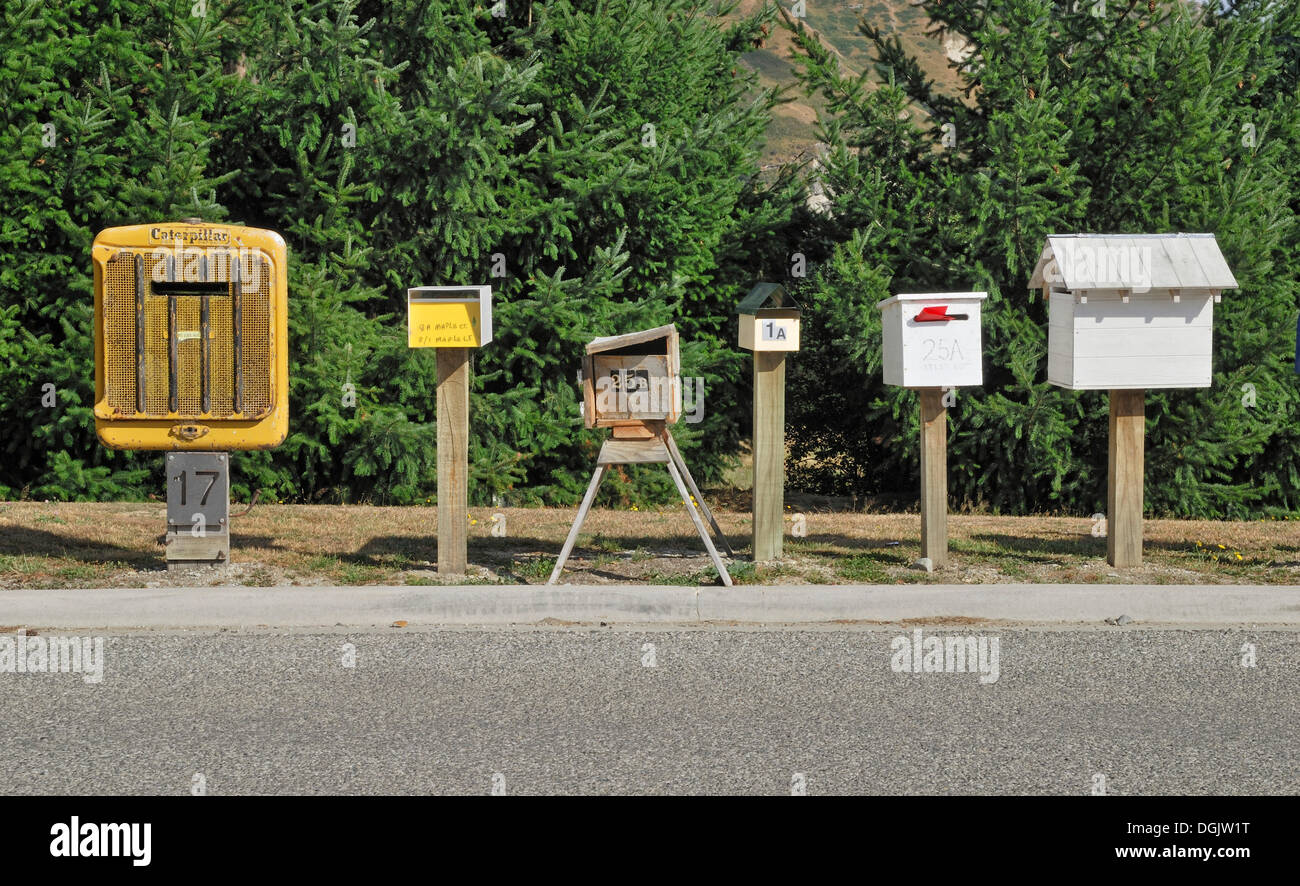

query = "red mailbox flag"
[914,305,969,322]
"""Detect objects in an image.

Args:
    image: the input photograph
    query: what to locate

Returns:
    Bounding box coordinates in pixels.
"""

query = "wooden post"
[752,351,786,561]
[437,347,471,575]
[919,388,947,568]
[547,463,609,585]
[663,429,733,556]
[1107,389,1145,568]
[549,436,731,586]
[666,456,733,587]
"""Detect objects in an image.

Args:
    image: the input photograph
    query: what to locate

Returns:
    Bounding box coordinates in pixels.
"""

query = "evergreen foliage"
[1,0,1297,518]
[784,0,1300,517]
[0,0,796,504]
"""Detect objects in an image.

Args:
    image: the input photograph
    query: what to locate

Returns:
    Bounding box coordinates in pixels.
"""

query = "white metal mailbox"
[876,292,987,388]
[1028,234,1237,390]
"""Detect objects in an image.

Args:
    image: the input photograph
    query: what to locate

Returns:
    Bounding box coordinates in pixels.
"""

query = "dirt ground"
[1,500,1298,589]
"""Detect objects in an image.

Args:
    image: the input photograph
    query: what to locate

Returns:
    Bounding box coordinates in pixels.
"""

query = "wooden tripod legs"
[546,432,733,587]
[547,463,609,586]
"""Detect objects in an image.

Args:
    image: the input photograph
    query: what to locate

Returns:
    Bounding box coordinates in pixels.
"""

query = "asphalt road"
[2,626,1296,795]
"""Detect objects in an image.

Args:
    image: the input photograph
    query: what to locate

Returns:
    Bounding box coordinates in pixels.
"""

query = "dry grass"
[1,501,1298,589]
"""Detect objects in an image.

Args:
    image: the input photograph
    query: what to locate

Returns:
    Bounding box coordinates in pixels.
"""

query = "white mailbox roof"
[1028,234,1237,291]
[875,291,988,309]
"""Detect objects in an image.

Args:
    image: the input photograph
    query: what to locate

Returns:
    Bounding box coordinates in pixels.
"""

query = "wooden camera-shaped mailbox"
[877,292,987,388]
[91,221,289,451]
[582,324,681,431]
[1029,234,1237,389]
[737,282,800,352]
[553,323,734,586]
[407,285,493,348]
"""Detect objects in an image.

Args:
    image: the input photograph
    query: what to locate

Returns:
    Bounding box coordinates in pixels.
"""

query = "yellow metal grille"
[102,251,274,419]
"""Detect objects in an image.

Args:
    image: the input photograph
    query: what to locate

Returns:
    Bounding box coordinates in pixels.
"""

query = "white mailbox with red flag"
[877,291,988,388]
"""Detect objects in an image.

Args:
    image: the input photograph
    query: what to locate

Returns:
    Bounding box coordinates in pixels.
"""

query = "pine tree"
[783,0,1300,516]
[0,0,796,505]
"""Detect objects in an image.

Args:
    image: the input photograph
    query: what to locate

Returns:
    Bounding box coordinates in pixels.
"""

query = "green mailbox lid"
[737,282,801,315]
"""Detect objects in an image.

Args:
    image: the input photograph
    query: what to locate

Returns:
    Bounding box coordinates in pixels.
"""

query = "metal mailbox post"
[92,220,289,570]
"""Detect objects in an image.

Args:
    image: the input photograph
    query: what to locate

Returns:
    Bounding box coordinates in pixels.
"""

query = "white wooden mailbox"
[1028,234,1237,389]
[737,282,801,352]
[582,324,681,428]
[407,285,493,348]
[876,292,987,388]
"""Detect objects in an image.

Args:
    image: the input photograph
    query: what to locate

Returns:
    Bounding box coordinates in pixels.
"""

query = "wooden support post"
[919,388,948,568]
[752,351,786,561]
[547,463,609,585]
[666,456,733,587]
[1107,389,1145,568]
[436,347,471,575]
[663,429,733,556]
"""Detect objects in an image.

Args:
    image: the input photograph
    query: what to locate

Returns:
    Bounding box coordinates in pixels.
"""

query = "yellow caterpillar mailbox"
[91,221,289,451]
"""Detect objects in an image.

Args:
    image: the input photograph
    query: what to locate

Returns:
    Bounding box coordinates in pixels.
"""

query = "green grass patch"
[55,564,101,582]
[836,555,891,583]
[511,556,553,582]
[338,562,382,585]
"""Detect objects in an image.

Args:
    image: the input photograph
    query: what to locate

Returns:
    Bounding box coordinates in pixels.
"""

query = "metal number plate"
[166,452,230,535]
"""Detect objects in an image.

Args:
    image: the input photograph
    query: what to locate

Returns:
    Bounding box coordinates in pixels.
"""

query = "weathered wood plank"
[597,438,669,465]
[664,429,733,556]
[166,532,230,561]
[1107,388,1145,567]
[1067,356,1210,389]
[585,324,677,353]
[547,464,609,585]
[1161,236,1207,290]
[919,388,948,568]
[752,351,786,560]
[1071,294,1212,323]
[437,347,471,575]
[611,424,656,440]
[665,456,732,587]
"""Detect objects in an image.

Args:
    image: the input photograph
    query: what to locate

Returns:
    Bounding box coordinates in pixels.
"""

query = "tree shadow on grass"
[346,533,741,584]
[347,532,741,564]
[0,526,157,567]
[966,532,1107,561]
[781,532,919,556]
[228,534,287,552]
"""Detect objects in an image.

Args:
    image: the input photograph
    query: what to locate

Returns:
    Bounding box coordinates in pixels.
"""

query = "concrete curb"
[2,583,1299,628]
